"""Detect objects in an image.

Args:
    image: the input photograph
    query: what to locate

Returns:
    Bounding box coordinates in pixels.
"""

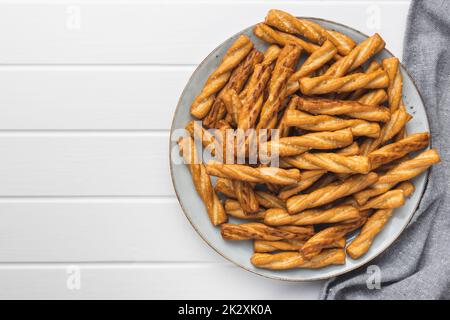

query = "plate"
[169,18,430,281]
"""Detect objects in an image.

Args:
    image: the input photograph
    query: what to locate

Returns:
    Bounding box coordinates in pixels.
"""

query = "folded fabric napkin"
[321,0,450,300]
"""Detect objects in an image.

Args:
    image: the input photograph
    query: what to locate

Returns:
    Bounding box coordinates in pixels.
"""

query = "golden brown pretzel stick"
[285,110,380,138]
[277,225,315,240]
[253,23,322,55]
[257,44,302,130]
[300,69,389,95]
[287,41,338,94]
[264,205,360,226]
[301,217,367,257]
[238,46,280,131]
[278,170,326,200]
[358,89,388,106]
[224,200,266,220]
[382,57,403,112]
[325,34,385,77]
[359,104,411,155]
[337,142,360,156]
[190,35,253,119]
[296,97,391,122]
[354,149,440,205]
[251,249,346,270]
[276,96,298,138]
[222,89,242,126]
[287,172,378,213]
[254,238,345,253]
[185,120,219,157]
[281,152,370,174]
[347,182,414,259]
[265,9,355,55]
[216,178,286,209]
[265,129,353,157]
[368,132,430,170]
[346,61,382,100]
[205,161,301,185]
[203,49,263,127]
[221,222,312,241]
[178,136,227,225]
[232,180,259,214]
[359,189,405,210]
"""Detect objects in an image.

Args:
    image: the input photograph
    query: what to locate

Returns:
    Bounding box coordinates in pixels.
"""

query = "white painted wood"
[0,66,193,130]
[0,133,172,196]
[0,199,223,262]
[0,263,323,299]
[0,1,409,64]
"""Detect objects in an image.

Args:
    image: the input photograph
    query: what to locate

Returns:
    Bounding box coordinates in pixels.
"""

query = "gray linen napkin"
[321,0,450,300]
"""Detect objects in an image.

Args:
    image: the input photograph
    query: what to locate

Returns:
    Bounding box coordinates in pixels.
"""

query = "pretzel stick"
[254,238,345,253]
[359,104,411,155]
[325,33,385,77]
[190,35,253,119]
[265,129,353,157]
[347,182,414,259]
[382,57,403,112]
[278,170,326,200]
[264,205,360,226]
[265,9,355,55]
[287,41,338,94]
[253,23,322,55]
[287,172,378,213]
[232,180,260,214]
[368,132,430,170]
[354,149,440,205]
[221,222,313,241]
[257,44,302,130]
[224,199,266,220]
[301,216,368,257]
[178,136,227,225]
[296,97,391,122]
[336,142,360,156]
[300,69,389,95]
[281,152,370,174]
[359,189,405,210]
[276,96,299,138]
[251,248,346,270]
[206,161,301,185]
[203,49,263,127]
[285,110,380,138]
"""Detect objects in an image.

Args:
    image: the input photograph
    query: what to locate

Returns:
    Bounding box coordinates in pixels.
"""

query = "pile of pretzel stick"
[177,9,440,270]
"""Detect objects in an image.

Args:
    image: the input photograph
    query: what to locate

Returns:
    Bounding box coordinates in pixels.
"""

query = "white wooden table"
[0,0,410,299]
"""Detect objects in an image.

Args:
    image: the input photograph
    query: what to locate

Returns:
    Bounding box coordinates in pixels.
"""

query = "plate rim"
[168,17,431,282]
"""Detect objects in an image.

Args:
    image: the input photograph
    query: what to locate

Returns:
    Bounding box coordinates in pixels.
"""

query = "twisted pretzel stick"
[281,152,370,174]
[254,238,345,253]
[253,23,322,55]
[276,96,299,138]
[190,35,253,119]
[358,89,388,106]
[265,9,355,55]
[222,89,242,127]
[382,57,403,112]
[368,132,430,170]
[232,180,260,214]
[278,170,326,200]
[265,129,354,157]
[257,44,302,130]
[185,120,219,157]
[178,136,227,225]
[300,69,389,95]
[224,199,266,220]
[276,225,315,240]
[359,104,411,155]
[238,46,280,131]
[337,142,360,156]
[287,172,378,214]
[359,189,405,210]
[301,216,368,257]
[203,49,263,127]
[347,182,414,259]
[205,161,301,185]
[287,41,338,95]
[344,61,382,99]
[296,97,391,122]
[221,222,312,241]
[264,205,360,226]
[354,149,440,205]
[286,110,380,138]
[325,34,385,77]
[251,249,346,270]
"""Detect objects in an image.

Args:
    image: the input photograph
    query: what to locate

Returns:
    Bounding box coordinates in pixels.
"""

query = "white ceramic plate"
[169,18,430,281]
